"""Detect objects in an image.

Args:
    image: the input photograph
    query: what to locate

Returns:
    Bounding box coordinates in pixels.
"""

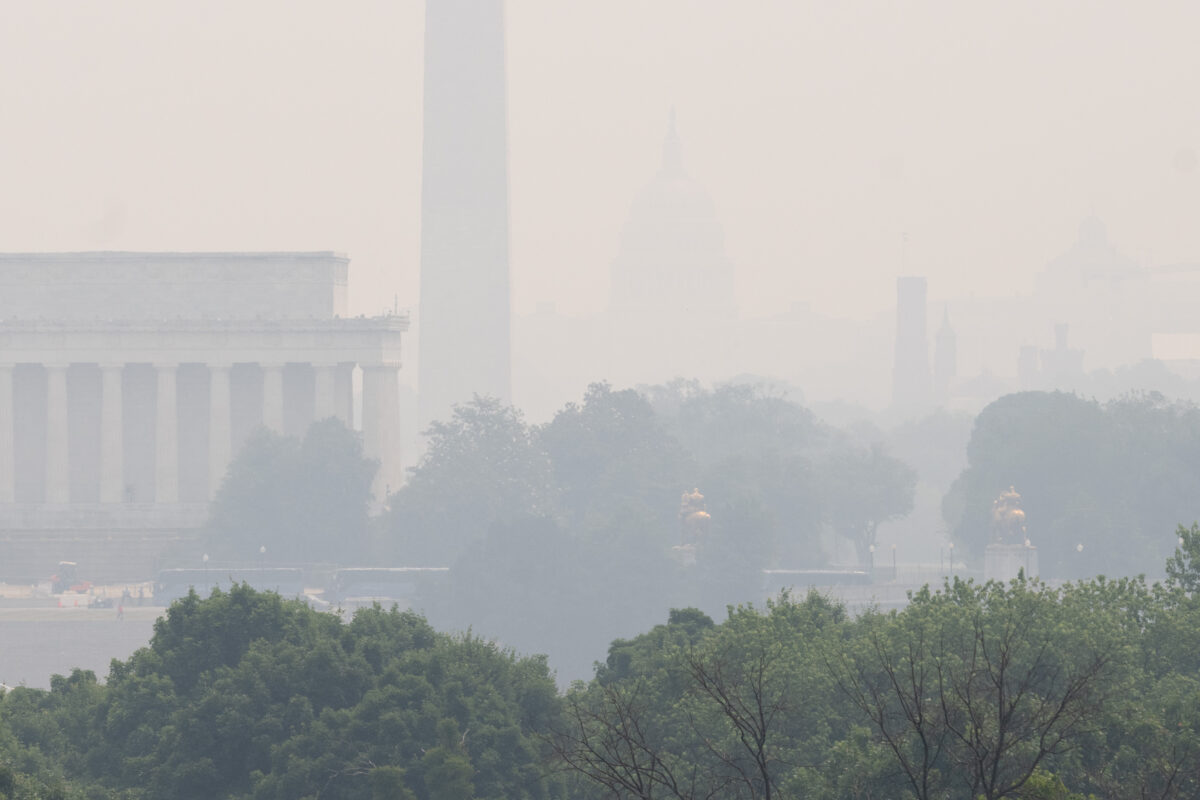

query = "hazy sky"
[2,1,1199,322]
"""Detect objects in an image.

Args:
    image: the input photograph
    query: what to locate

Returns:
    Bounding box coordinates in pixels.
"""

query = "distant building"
[933,307,957,406]
[590,112,744,389]
[418,0,512,429]
[0,252,407,581]
[1018,345,1041,390]
[892,276,932,413]
[1040,324,1086,387]
[609,111,736,320]
[1034,217,1150,369]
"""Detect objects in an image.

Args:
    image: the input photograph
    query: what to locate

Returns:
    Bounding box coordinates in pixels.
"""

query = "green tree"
[1166,522,1200,594]
[943,391,1200,578]
[661,383,829,568]
[558,593,848,800]
[538,382,692,532]
[384,396,555,565]
[821,441,916,565]
[205,419,377,564]
[1,587,568,800]
[371,766,417,800]
[830,578,1125,800]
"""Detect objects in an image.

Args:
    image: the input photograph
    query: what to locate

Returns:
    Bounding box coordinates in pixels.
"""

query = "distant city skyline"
[1,2,1199,403]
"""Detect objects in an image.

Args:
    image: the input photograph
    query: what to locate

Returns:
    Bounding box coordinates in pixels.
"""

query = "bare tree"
[550,680,731,800]
[552,638,793,800]
[684,641,790,800]
[831,583,1117,800]
[936,611,1111,800]
[829,618,947,800]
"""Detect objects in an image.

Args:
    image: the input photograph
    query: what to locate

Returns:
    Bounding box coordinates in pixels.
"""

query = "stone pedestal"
[985,543,1038,582]
[671,543,697,567]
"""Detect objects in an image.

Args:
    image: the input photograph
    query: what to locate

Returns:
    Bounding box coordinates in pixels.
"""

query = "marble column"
[262,363,285,434]
[361,362,402,502]
[99,364,124,503]
[0,365,13,503]
[155,364,178,504]
[209,364,232,500]
[334,363,354,428]
[45,364,70,504]
[313,363,337,422]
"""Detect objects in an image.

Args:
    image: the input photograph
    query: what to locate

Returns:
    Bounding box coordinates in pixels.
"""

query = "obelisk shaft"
[418,0,512,429]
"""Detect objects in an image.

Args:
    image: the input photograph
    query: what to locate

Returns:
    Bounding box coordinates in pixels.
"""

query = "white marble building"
[0,252,407,580]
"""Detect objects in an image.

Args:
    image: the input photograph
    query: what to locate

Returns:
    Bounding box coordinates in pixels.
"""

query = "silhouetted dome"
[1037,216,1141,295]
[609,112,736,317]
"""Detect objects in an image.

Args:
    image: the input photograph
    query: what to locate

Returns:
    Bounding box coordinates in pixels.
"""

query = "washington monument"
[418,0,512,429]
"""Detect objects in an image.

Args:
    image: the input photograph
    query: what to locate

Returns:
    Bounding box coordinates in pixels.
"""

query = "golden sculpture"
[991,486,1029,545]
[679,488,711,546]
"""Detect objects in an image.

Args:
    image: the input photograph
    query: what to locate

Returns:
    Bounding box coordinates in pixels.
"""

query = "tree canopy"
[205,419,377,565]
[7,542,1200,799]
[944,391,1200,577]
[383,382,917,683]
[0,585,563,800]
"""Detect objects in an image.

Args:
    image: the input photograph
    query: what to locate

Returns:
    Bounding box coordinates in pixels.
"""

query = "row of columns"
[0,361,390,506]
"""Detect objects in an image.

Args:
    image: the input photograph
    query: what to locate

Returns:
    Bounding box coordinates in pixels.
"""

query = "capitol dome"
[609,113,736,318]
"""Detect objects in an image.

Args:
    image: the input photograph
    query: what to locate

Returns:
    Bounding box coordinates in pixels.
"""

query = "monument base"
[984,543,1038,583]
[671,544,697,567]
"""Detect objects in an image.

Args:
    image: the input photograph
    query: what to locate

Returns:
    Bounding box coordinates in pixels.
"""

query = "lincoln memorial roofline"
[0,251,349,262]
[0,250,352,321]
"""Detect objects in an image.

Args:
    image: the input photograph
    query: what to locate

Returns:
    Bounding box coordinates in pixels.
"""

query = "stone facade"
[0,252,407,581]
[0,251,348,321]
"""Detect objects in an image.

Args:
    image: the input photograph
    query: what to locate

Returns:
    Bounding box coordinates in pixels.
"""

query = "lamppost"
[949,542,955,579]
[202,553,209,591]
[259,545,266,580]
[868,544,875,580]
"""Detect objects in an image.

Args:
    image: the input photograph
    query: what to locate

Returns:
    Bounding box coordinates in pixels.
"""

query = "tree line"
[193,385,1200,684]
[201,381,916,682]
[6,529,1200,798]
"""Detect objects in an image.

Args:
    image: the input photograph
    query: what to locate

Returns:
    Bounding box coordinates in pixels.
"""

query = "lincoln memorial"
[0,252,407,580]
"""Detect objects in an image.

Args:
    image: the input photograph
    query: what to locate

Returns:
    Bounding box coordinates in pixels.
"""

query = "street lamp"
[868,544,875,579]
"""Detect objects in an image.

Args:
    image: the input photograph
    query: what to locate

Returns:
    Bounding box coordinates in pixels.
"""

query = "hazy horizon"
[2,1,1197,332]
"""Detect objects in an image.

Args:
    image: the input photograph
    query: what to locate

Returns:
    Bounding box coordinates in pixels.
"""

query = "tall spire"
[661,107,685,176]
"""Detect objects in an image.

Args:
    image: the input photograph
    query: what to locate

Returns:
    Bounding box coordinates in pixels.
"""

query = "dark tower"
[418,0,511,428]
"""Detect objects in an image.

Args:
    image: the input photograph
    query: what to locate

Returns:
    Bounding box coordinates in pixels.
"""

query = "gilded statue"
[679,488,711,546]
[991,486,1029,545]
